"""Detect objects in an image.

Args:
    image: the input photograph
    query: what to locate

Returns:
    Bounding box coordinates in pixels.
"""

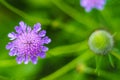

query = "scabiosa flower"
[6,21,51,64]
[80,0,106,12]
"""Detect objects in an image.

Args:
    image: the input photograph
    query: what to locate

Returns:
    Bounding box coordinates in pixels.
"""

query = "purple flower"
[6,21,51,64]
[80,0,106,12]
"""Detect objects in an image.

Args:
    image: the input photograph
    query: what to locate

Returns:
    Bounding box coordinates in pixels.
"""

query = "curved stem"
[111,50,120,60]
[108,53,114,67]
[0,59,17,67]
[41,50,94,80]
[95,55,103,74]
[47,40,88,57]
[82,65,118,80]
[0,0,51,25]
[51,0,99,29]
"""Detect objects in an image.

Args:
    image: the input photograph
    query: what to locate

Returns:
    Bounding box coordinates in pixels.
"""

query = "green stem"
[41,50,94,80]
[108,54,114,67]
[0,0,51,25]
[47,40,88,57]
[51,0,99,29]
[0,59,17,67]
[83,65,118,80]
[95,55,103,75]
[100,9,119,32]
[111,50,120,60]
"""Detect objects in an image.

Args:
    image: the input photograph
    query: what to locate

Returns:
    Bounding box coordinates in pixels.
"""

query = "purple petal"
[38,52,46,58]
[41,46,48,52]
[31,56,37,64]
[6,42,13,50]
[96,5,104,10]
[15,26,22,34]
[98,0,106,5]
[80,0,87,7]
[16,56,24,64]
[24,55,29,64]
[43,36,51,44]
[27,26,31,32]
[80,0,106,12]
[85,7,92,12]
[19,21,26,32]
[9,48,17,56]
[39,30,46,37]
[8,32,17,40]
[33,23,41,33]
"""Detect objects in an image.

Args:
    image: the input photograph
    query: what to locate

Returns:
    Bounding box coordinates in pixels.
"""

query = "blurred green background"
[0,0,120,80]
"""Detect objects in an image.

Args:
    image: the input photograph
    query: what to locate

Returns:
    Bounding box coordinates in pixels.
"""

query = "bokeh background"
[0,0,120,80]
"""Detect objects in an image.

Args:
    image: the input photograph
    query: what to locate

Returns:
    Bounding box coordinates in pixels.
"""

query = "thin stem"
[100,10,114,29]
[0,0,51,25]
[113,32,117,37]
[47,40,88,57]
[95,55,103,75]
[111,50,120,60]
[41,50,94,80]
[108,54,114,67]
[51,0,99,29]
[82,65,118,80]
[0,59,17,67]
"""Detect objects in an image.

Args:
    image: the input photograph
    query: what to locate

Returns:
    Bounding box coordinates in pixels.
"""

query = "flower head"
[6,21,51,64]
[88,30,114,54]
[80,0,106,12]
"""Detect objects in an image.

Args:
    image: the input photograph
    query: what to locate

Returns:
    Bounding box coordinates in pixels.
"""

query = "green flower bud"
[88,30,114,54]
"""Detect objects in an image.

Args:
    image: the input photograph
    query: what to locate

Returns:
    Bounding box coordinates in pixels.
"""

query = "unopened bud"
[88,30,114,54]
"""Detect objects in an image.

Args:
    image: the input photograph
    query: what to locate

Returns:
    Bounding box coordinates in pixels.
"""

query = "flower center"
[15,32,42,55]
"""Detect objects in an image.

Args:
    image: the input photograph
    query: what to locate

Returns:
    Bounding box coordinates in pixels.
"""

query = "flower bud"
[88,30,114,54]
